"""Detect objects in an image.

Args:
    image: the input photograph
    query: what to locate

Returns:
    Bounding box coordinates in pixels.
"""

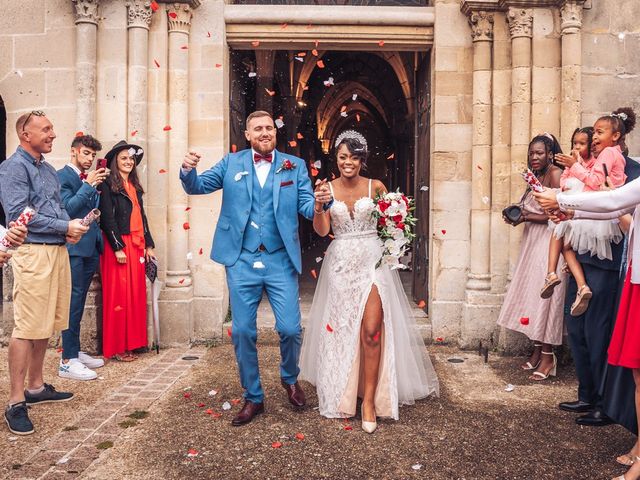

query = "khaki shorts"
[11,244,71,340]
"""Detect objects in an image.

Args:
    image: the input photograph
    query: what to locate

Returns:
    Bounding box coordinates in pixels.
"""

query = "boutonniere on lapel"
[234,171,249,181]
[276,158,296,174]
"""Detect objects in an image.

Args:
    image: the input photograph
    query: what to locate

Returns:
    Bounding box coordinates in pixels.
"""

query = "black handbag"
[501,189,530,225]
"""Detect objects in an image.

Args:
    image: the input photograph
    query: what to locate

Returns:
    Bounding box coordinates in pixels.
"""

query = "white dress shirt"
[252,149,273,188]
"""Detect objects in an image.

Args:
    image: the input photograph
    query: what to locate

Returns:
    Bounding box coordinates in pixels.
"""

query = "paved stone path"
[6,347,206,480]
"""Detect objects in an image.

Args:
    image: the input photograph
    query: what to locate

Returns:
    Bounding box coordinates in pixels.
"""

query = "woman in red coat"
[99,140,155,361]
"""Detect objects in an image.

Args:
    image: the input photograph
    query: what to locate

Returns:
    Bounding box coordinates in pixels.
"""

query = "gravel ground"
[78,338,636,480]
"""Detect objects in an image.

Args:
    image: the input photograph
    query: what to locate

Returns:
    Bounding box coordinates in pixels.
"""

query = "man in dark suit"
[57,135,108,381]
[560,155,640,426]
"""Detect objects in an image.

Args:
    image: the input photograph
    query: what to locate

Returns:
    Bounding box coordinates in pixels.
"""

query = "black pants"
[565,263,620,409]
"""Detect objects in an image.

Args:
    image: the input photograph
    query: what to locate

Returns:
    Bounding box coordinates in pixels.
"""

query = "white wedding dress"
[299,180,439,420]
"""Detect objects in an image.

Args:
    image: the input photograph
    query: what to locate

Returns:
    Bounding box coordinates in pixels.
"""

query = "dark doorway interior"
[229,49,430,306]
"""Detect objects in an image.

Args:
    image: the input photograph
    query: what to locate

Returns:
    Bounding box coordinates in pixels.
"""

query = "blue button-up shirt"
[0,146,69,243]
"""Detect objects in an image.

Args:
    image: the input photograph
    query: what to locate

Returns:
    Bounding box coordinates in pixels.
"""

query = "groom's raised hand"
[314,178,332,205]
[182,151,201,172]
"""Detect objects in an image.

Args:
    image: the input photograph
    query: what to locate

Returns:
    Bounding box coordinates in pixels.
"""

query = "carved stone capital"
[506,7,532,39]
[560,1,583,34]
[127,0,153,30]
[468,11,494,42]
[72,0,99,26]
[167,3,193,34]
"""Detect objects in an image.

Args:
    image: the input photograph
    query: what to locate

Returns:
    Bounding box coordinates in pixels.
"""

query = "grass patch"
[96,441,114,450]
[127,410,149,420]
[62,425,79,431]
[118,419,138,429]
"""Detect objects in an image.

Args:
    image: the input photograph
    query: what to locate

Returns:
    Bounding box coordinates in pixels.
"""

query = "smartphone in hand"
[97,158,107,170]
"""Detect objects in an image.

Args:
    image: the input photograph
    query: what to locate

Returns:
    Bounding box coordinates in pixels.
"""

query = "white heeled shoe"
[361,405,377,434]
[529,351,557,381]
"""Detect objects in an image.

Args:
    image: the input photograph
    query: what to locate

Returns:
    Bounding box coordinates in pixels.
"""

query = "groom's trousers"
[226,247,302,403]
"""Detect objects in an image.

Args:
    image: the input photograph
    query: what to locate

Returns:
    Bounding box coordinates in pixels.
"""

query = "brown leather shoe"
[281,380,306,408]
[231,400,264,427]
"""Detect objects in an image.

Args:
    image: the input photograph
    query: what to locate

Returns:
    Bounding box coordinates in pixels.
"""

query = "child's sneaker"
[540,272,562,299]
[59,359,98,381]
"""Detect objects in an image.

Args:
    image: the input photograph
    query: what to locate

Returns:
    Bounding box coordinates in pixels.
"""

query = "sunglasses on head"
[22,110,45,132]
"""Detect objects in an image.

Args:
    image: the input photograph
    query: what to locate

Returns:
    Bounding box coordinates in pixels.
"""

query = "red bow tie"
[253,152,273,163]
[79,172,88,181]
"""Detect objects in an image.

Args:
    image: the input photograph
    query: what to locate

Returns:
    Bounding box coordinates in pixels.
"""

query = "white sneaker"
[58,358,98,381]
[78,351,105,369]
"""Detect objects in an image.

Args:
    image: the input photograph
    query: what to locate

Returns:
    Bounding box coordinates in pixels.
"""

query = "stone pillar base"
[158,285,194,346]
[192,297,225,340]
[460,290,504,349]
[496,326,531,355]
[430,300,463,342]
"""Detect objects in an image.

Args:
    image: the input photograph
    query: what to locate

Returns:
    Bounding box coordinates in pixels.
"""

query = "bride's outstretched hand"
[314,179,332,205]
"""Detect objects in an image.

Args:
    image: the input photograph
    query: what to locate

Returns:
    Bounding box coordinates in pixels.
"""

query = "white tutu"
[552,177,623,260]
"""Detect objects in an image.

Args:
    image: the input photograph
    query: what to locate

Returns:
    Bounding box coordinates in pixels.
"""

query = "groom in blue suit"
[180,111,331,426]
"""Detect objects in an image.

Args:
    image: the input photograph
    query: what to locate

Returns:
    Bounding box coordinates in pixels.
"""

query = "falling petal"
[114,305,123,312]
[183,222,190,230]
[313,160,321,168]
[180,45,188,50]
[417,300,426,308]
[130,130,138,137]
[199,248,204,255]
[275,118,285,128]
[352,94,358,101]
[154,59,160,68]
[248,72,257,78]
[251,40,260,47]
[168,12,177,19]
[280,23,288,29]
[265,88,276,96]
[159,169,167,174]
[75,131,84,137]
[520,317,529,325]
[310,269,317,279]
[311,167,319,176]
[227,328,232,337]
[387,153,395,160]
[315,257,323,263]
[207,31,211,38]
[163,125,172,131]
[316,60,325,69]
[288,140,297,147]
[215,63,222,68]
[231,144,237,153]
[186,252,193,260]
[297,132,304,139]
[150,0,159,11]
[312,49,319,56]
[326,324,333,332]
[441,229,446,235]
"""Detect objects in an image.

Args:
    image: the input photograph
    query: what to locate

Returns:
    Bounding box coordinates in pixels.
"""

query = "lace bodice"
[328,181,377,236]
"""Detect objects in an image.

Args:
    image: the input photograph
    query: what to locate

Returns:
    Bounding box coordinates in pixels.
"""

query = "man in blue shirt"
[0,111,89,435]
[58,134,109,381]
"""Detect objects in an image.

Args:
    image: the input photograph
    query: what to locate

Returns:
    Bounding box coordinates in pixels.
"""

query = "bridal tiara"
[334,130,368,151]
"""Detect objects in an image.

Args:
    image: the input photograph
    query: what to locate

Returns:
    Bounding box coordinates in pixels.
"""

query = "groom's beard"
[251,137,276,155]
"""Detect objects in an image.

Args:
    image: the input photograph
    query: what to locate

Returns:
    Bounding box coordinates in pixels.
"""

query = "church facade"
[0,0,638,351]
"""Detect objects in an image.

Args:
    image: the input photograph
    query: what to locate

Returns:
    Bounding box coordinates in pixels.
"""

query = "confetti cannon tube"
[0,206,36,251]
[80,208,101,226]
[521,168,545,193]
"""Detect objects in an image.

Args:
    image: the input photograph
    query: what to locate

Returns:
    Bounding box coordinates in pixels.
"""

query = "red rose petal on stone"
[212,412,222,418]
[215,63,222,68]
[114,305,123,312]
[272,442,283,448]
[343,424,353,431]
[183,222,190,230]
[130,130,138,137]
[158,169,167,174]
[435,337,444,343]
[205,408,213,415]
[163,125,172,131]
[198,248,203,255]
[150,1,159,12]
[197,402,205,408]
[227,328,232,337]
[326,324,333,333]
[310,269,317,279]
[441,229,446,235]
[231,144,238,153]
[184,392,192,399]
[168,12,177,19]
[417,300,426,308]
[373,331,381,342]
[295,433,305,440]
[187,448,198,456]
[75,131,84,137]
[251,41,260,47]
[316,60,325,69]
[56,347,63,353]
[520,317,530,325]
[231,398,241,405]
[154,59,160,68]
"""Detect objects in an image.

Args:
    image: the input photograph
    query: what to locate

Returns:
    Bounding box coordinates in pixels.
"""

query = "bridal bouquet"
[372,190,416,270]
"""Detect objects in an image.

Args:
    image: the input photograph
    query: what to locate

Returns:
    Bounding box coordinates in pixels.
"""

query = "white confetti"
[15,70,23,78]
[222,401,231,410]
[98,376,104,380]
[128,147,136,156]
[275,118,285,129]
[208,389,218,397]
[323,77,334,87]
[8,436,17,442]
[313,160,322,169]
[137,148,144,156]
[294,56,304,62]
[420,185,429,191]
[252,261,265,269]
[234,171,249,181]
[186,252,193,260]
[139,257,145,264]
[352,93,358,101]
[505,384,515,392]
[482,196,490,204]
[618,32,626,41]
[57,457,69,465]
[250,221,259,229]
[340,112,347,117]
[183,386,192,391]
[412,464,423,470]
[248,72,257,78]
[315,257,323,263]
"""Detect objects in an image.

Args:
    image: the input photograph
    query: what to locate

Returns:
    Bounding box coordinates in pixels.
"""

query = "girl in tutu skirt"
[541,110,635,316]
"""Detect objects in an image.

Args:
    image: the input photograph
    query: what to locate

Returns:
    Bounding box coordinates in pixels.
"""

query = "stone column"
[72,0,100,133]
[165,3,193,290]
[560,0,584,148]
[507,7,533,276]
[126,0,152,189]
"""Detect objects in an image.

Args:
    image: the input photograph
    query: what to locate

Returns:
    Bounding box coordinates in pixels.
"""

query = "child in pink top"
[541,123,627,316]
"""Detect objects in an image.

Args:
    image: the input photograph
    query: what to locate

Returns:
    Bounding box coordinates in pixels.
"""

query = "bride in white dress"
[299,131,439,433]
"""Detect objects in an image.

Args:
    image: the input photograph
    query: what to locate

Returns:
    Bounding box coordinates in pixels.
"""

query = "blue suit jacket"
[180,149,315,273]
[58,165,103,257]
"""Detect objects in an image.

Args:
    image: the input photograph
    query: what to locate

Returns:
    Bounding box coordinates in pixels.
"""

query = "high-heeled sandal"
[521,343,543,370]
[540,272,562,299]
[570,284,592,316]
[529,351,557,381]
[617,453,640,467]
[361,405,377,434]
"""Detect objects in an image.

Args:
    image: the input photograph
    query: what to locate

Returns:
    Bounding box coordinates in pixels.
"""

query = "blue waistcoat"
[242,165,285,253]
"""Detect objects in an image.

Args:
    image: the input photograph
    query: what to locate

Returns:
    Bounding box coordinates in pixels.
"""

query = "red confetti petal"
[441,229,446,235]
[158,169,167,174]
[187,448,198,455]
[356,113,361,122]
[179,278,185,284]
[231,398,241,405]
[183,222,190,230]
[207,31,211,38]
[251,41,260,47]
[295,433,305,440]
[215,63,222,68]
[520,317,530,325]
[417,300,426,308]
[310,269,317,279]
[297,132,304,139]
[198,248,204,255]
[272,442,283,449]
[280,23,288,29]
[326,324,333,333]
[316,60,325,69]
[154,59,160,68]
[211,412,222,418]
[114,305,123,312]
[75,131,84,137]
[378,40,385,47]
[311,167,319,177]
[150,1,159,12]
[56,347,63,353]
[311,49,319,56]
[288,140,297,147]
[130,130,138,137]
[265,88,276,97]
[340,105,347,112]
[435,337,444,343]
[168,12,177,19]
[297,52,307,57]
[180,45,188,50]
[227,328,232,337]
[231,144,238,153]
[163,125,172,131]
[373,331,381,342]
[387,153,395,160]
[184,392,192,399]
[196,402,205,407]
[343,424,353,431]
[185,206,191,211]
[205,408,213,415]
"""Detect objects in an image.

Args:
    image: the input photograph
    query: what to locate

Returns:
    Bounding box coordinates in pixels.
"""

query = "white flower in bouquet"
[372,189,417,269]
